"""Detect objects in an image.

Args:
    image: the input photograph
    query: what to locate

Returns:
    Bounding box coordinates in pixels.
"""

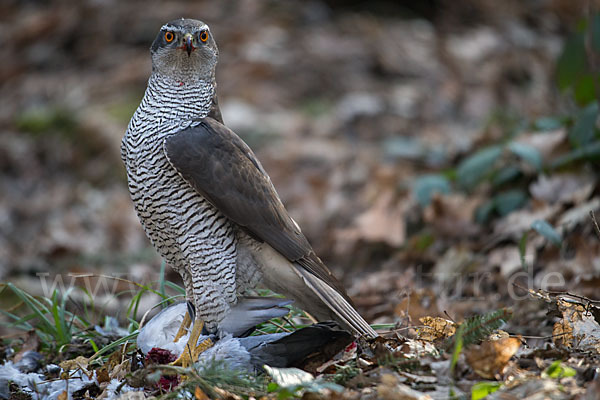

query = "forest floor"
[0,1,599,399]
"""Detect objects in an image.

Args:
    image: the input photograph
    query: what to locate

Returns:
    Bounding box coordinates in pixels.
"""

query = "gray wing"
[242,321,353,369]
[220,297,292,337]
[163,117,351,302]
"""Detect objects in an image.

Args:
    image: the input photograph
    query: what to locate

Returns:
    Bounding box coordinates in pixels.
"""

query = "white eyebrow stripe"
[160,23,209,34]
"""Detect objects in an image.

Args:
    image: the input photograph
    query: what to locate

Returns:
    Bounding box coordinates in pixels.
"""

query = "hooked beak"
[183,33,194,56]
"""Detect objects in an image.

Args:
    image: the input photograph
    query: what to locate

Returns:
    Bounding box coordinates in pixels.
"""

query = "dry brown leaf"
[96,367,110,384]
[57,391,68,400]
[423,193,481,237]
[195,386,209,400]
[212,386,243,400]
[529,173,594,205]
[488,330,511,340]
[394,289,442,321]
[557,198,600,230]
[12,331,39,364]
[59,355,92,378]
[465,337,521,379]
[552,297,600,353]
[432,246,477,285]
[377,373,434,400]
[110,359,131,381]
[418,316,456,342]
[553,316,575,349]
[493,204,561,239]
[516,129,567,162]
[553,298,586,348]
[488,245,533,278]
[352,189,407,247]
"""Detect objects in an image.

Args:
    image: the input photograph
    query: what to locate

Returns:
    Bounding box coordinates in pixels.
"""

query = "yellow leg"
[170,319,214,368]
[173,311,192,343]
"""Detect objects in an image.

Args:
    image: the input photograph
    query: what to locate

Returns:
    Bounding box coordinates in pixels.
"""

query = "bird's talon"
[169,319,214,368]
[173,311,192,343]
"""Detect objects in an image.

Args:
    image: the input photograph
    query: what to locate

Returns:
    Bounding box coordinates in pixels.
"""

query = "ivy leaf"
[531,219,562,246]
[413,174,451,206]
[551,140,600,168]
[569,101,599,147]
[494,190,527,216]
[508,142,542,171]
[457,145,503,189]
[533,116,565,131]
[573,74,598,106]
[592,13,600,52]
[492,165,521,187]
[556,33,586,90]
[475,200,495,224]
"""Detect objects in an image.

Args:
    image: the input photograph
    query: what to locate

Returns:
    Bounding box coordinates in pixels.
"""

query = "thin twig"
[443,310,456,323]
[590,210,600,242]
[514,332,569,340]
[375,325,428,335]
[253,327,270,335]
[281,315,296,330]
[512,283,600,304]
[267,319,292,333]
[303,310,318,324]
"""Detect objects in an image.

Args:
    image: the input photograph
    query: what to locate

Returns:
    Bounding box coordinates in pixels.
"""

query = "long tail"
[294,265,378,338]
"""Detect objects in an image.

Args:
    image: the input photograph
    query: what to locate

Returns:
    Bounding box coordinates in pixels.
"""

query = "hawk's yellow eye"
[164,31,175,43]
[200,31,208,42]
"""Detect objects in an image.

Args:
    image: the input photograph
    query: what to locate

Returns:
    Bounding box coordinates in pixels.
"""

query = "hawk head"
[150,18,218,81]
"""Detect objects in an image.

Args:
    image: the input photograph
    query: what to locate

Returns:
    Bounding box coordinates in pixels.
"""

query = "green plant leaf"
[165,281,186,295]
[471,382,502,400]
[93,332,138,359]
[592,13,600,52]
[475,200,495,224]
[531,219,562,246]
[383,137,425,160]
[412,232,434,252]
[457,145,503,189]
[551,140,600,167]
[492,165,521,187]
[569,101,599,146]
[508,142,542,171]
[7,283,56,338]
[493,190,527,216]
[573,74,598,106]
[450,324,464,377]
[159,260,167,309]
[543,360,576,379]
[413,174,451,206]
[533,116,565,131]
[556,33,586,90]
[1,310,36,330]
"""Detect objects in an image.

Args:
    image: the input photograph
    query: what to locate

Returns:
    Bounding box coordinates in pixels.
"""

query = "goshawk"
[121,18,377,366]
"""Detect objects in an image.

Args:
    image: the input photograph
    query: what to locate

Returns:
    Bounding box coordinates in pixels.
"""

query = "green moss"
[15,107,77,136]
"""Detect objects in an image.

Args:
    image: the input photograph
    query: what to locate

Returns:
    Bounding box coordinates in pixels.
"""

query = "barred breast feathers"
[123,73,215,154]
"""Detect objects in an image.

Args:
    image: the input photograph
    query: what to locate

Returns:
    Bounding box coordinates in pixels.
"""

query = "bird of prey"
[121,18,377,366]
